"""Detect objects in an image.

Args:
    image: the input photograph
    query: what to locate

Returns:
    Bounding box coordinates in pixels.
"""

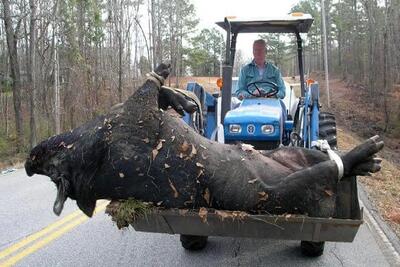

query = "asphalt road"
[0,169,395,267]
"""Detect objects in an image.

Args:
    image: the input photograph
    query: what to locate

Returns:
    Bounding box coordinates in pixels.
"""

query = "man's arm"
[236,66,251,99]
[275,68,286,99]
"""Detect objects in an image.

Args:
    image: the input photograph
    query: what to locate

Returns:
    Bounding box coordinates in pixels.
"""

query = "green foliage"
[59,0,105,63]
[87,0,105,44]
[185,48,211,76]
[0,133,25,160]
[0,76,13,94]
[292,0,321,35]
[154,0,199,75]
[185,28,224,76]
[391,107,400,137]
[0,136,8,157]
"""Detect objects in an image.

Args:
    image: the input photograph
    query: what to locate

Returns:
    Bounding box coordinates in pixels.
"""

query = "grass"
[0,134,26,170]
[337,129,400,236]
[105,199,154,229]
[0,117,57,170]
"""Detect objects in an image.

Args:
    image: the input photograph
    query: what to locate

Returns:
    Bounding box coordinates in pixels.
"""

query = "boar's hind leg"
[261,160,339,217]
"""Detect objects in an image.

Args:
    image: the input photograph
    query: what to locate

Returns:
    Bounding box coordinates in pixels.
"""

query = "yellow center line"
[0,211,82,260]
[0,200,108,267]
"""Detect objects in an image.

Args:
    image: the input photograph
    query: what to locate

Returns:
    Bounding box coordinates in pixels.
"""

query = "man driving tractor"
[236,39,286,100]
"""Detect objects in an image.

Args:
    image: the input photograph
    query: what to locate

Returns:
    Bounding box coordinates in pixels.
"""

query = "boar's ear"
[74,171,99,217]
[77,197,97,217]
[72,145,106,217]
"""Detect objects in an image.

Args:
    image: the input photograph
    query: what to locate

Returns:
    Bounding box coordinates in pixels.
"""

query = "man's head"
[253,39,267,66]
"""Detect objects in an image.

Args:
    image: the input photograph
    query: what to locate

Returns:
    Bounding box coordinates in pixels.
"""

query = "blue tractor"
[184,13,337,153]
[180,14,340,255]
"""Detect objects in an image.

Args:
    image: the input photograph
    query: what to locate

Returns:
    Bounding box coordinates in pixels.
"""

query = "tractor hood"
[224,98,283,141]
[225,98,282,124]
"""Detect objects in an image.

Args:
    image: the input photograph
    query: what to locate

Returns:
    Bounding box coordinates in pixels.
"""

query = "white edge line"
[360,199,400,265]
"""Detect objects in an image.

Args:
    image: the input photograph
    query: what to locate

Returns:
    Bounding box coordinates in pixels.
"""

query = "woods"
[265,0,400,136]
[0,0,399,161]
[0,0,222,160]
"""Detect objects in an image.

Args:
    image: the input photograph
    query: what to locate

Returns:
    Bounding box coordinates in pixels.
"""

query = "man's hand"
[252,89,261,96]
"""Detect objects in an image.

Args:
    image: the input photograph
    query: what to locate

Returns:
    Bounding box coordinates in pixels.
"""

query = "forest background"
[0,0,399,163]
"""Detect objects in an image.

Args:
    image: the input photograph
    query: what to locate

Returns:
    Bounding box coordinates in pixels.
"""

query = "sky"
[191,0,302,60]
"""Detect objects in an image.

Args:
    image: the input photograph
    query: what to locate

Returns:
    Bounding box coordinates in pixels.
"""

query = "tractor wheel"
[180,235,208,250]
[319,112,337,150]
[300,241,325,257]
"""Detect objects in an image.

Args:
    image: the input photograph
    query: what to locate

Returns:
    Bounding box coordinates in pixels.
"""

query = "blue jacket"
[236,60,286,99]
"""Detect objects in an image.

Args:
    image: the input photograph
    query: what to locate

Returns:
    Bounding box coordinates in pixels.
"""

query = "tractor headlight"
[261,124,274,134]
[229,124,242,133]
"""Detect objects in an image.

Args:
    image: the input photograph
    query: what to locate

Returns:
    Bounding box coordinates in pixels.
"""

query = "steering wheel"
[246,81,279,98]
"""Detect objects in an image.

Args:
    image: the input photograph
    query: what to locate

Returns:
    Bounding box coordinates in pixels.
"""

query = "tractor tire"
[300,241,325,257]
[319,112,337,150]
[180,235,208,250]
[298,112,335,257]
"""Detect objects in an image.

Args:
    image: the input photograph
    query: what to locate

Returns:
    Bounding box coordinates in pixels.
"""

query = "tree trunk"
[3,94,9,137]
[150,0,157,68]
[352,0,361,82]
[118,3,123,102]
[52,1,60,134]
[363,0,377,94]
[382,0,391,132]
[28,0,38,148]
[156,1,163,66]
[2,0,24,153]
